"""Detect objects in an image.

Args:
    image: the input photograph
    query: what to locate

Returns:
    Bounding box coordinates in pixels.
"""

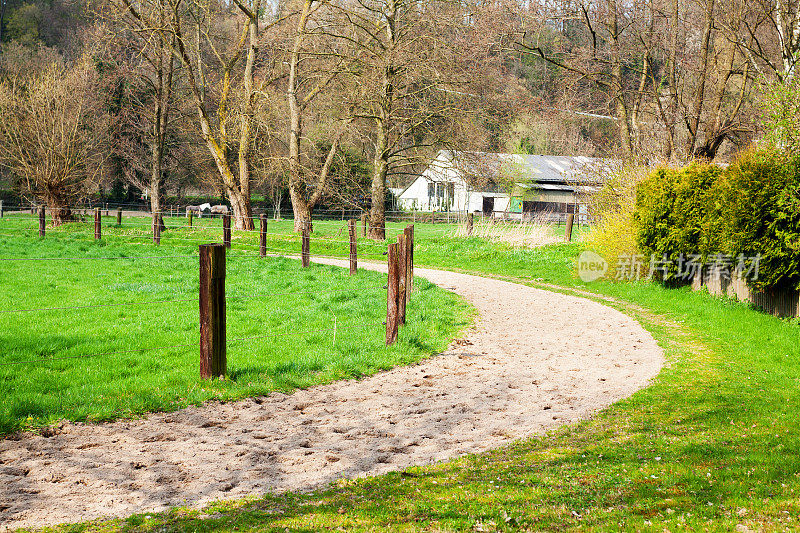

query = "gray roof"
[433,150,610,184]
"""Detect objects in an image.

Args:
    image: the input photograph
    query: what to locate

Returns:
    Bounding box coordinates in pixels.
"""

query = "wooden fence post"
[223,213,231,248]
[199,243,226,379]
[38,206,45,237]
[116,209,122,226]
[260,214,267,258]
[565,213,575,242]
[1,200,4,218]
[349,219,357,275]
[386,242,400,345]
[301,219,311,267]
[153,212,161,244]
[361,213,367,237]
[94,208,101,240]
[188,209,193,228]
[397,233,407,324]
[405,225,414,297]
[467,212,474,236]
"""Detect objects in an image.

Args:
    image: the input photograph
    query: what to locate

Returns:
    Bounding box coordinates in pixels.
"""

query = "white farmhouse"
[396,150,605,217]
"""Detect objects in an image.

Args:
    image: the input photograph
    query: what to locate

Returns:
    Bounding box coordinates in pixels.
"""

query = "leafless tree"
[0,56,111,224]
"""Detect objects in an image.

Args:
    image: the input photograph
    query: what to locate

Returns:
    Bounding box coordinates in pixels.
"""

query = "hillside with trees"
[0,0,795,231]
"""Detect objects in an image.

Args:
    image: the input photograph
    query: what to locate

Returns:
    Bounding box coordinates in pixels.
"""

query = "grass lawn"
[5,212,800,531]
[0,215,472,435]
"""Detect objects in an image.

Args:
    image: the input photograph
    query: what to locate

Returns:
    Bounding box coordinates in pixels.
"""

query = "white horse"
[186,203,212,218]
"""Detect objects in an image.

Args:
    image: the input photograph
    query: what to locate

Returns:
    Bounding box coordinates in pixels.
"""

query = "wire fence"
[0,213,407,372]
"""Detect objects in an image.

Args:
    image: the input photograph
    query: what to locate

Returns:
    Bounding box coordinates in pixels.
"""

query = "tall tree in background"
[111,0,176,227]
[117,0,267,229]
[345,0,510,239]
[284,0,352,231]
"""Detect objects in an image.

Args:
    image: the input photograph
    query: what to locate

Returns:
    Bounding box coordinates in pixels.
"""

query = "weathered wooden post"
[405,224,414,297]
[348,219,357,275]
[467,212,474,236]
[38,206,45,237]
[223,213,231,249]
[301,219,311,267]
[565,213,575,242]
[386,242,400,345]
[260,214,267,258]
[361,213,367,237]
[94,208,101,240]
[397,233,408,324]
[116,209,122,226]
[188,209,193,228]
[199,243,226,379]
[1,200,4,218]
[153,212,161,244]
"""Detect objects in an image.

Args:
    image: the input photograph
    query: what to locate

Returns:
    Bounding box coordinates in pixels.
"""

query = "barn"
[396,150,606,218]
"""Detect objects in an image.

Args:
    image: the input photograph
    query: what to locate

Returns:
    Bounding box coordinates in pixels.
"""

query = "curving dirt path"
[0,261,663,530]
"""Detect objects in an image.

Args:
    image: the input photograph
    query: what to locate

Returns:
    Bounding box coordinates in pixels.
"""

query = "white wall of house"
[398,153,511,213]
[397,176,510,213]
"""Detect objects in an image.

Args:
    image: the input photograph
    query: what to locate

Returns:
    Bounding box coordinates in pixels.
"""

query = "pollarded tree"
[0,55,111,224]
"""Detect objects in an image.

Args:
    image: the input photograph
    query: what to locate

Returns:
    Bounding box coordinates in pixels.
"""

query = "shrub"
[634,162,723,279]
[584,164,647,278]
[716,149,800,291]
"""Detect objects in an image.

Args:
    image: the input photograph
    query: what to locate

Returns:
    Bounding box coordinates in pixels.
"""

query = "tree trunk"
[369,119,389,240]
[44,197,71,226]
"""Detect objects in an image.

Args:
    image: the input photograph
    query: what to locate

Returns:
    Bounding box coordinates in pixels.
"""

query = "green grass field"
[0,214,472,435]
[5,212,800,532]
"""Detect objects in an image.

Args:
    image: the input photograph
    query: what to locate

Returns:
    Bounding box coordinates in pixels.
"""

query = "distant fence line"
[0,199,585,227]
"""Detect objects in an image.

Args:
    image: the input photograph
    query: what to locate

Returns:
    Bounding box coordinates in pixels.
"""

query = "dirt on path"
[0,261,663,530]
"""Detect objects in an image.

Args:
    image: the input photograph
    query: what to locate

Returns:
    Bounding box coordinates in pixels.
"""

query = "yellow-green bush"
[584,165,647,278]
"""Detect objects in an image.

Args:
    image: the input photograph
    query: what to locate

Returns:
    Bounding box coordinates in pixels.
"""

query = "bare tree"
[108,0,177,228]
[0,56,110,224]
[117,0,274,229]
[342,0,508,238]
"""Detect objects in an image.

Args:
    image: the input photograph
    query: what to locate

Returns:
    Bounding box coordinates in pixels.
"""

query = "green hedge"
[716,150,800,291]
[633,150,800,291]
[634,163,723,279]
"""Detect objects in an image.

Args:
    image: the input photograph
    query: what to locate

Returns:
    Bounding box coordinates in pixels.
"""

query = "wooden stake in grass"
[38,206,45,237]
[153,212,161,244]
[94,208,101,240]
[467,213,474,236]
[223,213,231,249]
[260,214,267,258]
[397,233,407,325]
[199,243,226,379]
[188,210,193,228]
[565,213,575,242]
[301,219,311,267]
[361,213,367,237]
[116,209,122,226]
[405,224,414,298]
[386,242,400,345]
[349,219,357,275]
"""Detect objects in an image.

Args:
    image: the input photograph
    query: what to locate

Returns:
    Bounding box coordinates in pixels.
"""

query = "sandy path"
[0,261,663,530]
